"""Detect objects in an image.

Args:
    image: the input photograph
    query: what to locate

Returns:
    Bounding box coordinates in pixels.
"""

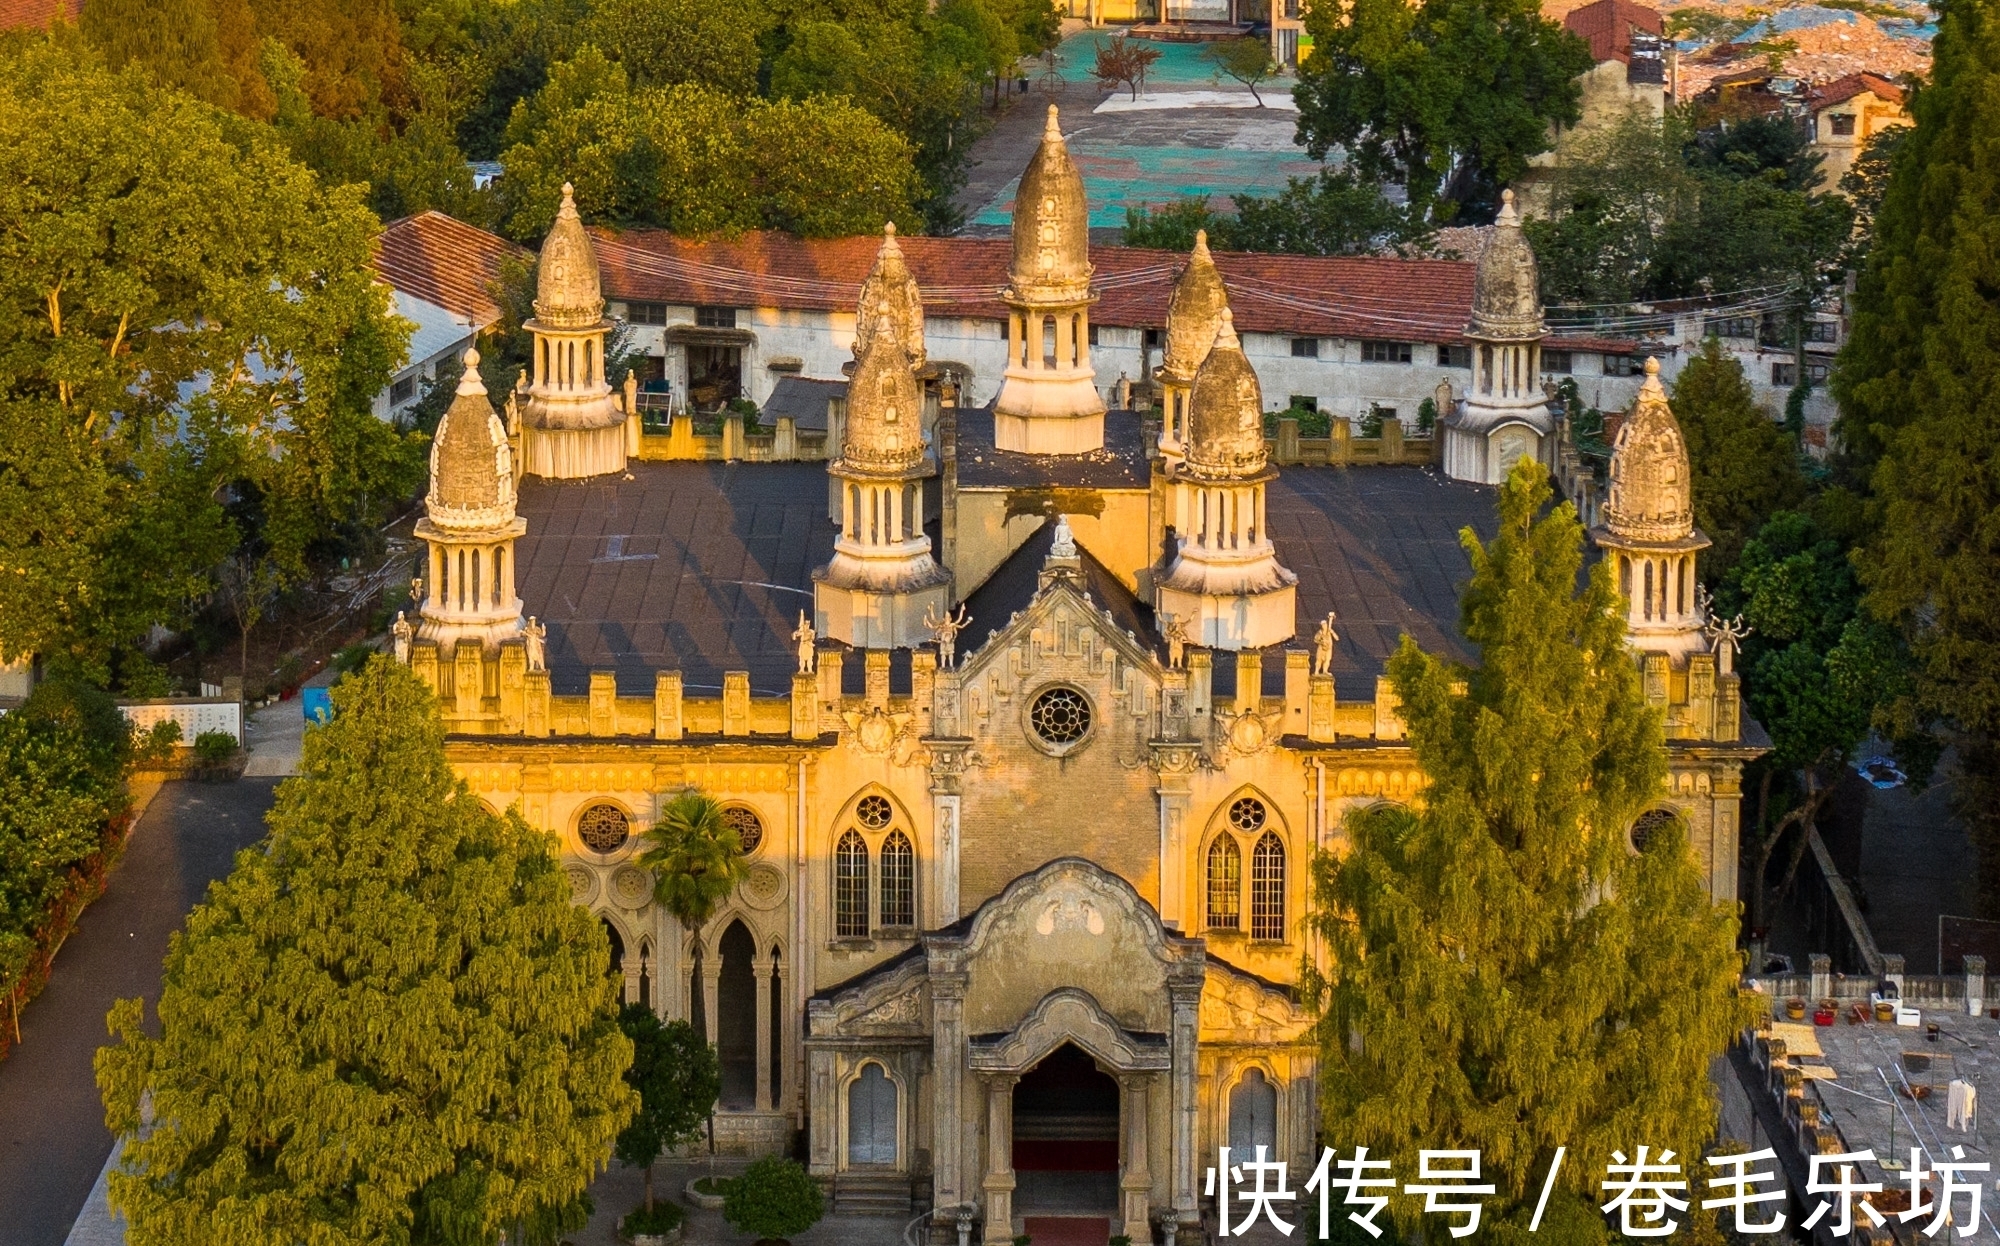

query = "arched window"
[835,830,869,938]
[1207,835,1242,930]
[1251,832,1285,941]
[880,831,915,927]
[848,1062,898,1165]
[1228,1068,1279,1155]
[718,920,757,1109]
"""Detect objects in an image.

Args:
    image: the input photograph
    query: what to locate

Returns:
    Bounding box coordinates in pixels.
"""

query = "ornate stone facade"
[516,183,630,479]
[414,349,526,652]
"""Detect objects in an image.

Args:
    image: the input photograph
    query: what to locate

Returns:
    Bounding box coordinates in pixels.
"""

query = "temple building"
[400,152,1761,1244]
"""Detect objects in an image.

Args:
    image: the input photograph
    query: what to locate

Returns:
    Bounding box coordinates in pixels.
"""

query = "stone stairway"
[834,1169,914,1216]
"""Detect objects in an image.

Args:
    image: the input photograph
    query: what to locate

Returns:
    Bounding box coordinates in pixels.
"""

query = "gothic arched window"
[1207,835,1242,931]
[880,831,915,928]
[835,830,869,938]
[1251,832,1286,941]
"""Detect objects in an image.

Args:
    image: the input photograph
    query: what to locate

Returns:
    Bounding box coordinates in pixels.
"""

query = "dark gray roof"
[762,376,846,431]
[953,405,1152,490]
[512,459,1499,698]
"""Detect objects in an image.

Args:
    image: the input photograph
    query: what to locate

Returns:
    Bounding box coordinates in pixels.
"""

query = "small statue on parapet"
[1312,611,1339,676]
[924,602,971,670]
[793,611,817,675]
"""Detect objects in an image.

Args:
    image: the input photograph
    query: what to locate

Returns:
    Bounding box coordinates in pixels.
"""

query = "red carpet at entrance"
[1023,1216,1112,1246]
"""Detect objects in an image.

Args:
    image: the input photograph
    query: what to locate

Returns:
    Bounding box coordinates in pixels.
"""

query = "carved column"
[981,1074,1019,1245]
[754,958,775,1111]
[807,1024,838,1176]
[702,957,723,1046]
[1168,973,1203,1224]
[932,972,969,1214]
[931,746,968,925]
[1152,744,1199,931]
[622,960,643,1007]
[1120,1075,1155,1244]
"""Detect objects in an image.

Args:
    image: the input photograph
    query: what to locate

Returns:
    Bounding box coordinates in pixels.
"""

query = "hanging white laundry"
[1946,1079,1977,1131]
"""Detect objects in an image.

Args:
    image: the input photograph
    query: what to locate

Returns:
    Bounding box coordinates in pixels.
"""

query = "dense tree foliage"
[1293,0,1594,220]
[1307,461,1753,1245]
[1123,168,1431,256]
[1670,338,1806,580]
[0,42,420,683]
[1833,0,2000,909]
[1525,109,1853,309]
[97,657,636,1245]
[614,1007,719,1212]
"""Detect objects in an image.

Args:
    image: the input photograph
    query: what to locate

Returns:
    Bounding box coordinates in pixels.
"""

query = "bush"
[620,1200,684,1236]
[721,1156,824,1242]
[332,643,374,676]
[135,720,182,767]
[193,731,237,766]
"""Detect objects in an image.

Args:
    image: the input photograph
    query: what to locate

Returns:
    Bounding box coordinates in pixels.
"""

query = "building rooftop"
[1809,71,1908,110]
[1563,0,1663,65]
[511,459,1495,699]
[0,0,75,29]
[390,290,477,372]
[372,211,532,331]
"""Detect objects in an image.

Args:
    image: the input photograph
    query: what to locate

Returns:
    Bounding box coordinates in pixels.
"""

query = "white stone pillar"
[754,958,774,1111]
[932,974,968,1214]
[982,1075,1019,1245]
[1169,978,1201,1224]
[1120,1074,1154,1243]
[703,958,722,1046]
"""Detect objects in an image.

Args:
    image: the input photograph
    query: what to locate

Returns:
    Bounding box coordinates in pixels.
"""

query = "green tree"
[1833,0,2000,910]
[1293,0,1594,218]
[0,43,422,682]
[1307,460,1753,1243]
[614,1006,719,1213]
[584,0,764,94]
[79,0,262,115]
[638,790,750,948]
[1123,168,1430,257]
[1670,337,1805,580]
[1202,35,1279,107]
[95,657,636,1246]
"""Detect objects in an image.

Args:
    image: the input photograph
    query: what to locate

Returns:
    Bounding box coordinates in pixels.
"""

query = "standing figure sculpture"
[391,611,413,664]
[1312,612,1338,675]
[924,603,971,670]
[1162,614,1192,671]
[1704,612,1751,677]
[793,611,818,675]
[523,616,547,673]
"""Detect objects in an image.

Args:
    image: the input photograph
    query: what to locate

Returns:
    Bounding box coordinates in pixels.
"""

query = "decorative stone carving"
[741,861,789,910]
[611,864,652,908]
[844,705,915,756]
[565,862,598,904]
[852,988,926,1031]
[1034,892,1106,937]
[968,987,1171,1073]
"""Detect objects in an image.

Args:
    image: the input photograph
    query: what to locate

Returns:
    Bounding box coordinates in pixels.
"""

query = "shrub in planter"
[620,1199,684,1241]
[722,1155,824,1243]
[193,730,237,768]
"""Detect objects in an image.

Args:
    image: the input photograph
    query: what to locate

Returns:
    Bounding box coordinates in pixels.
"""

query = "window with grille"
[1207,835,1242,930]
[1630,808,1680,853]
[627,301,669,325]
[1291,337,1320,359]
[577,804,630,854]
[1705,316,1757,340]
[1542,349,1573,374]
[1829,113,1856,136]
[390,375,416,406]
[856,794,893,828]
[1251,832,1285,940]
[835,830,869,937]
[1604,354,1641,377]
[695,305,737,328]
[722,806,763,854]
[1361,340,1413,364]
[879,831,915,927]
[1772,362,1798,387]
[1439,344,1472,368]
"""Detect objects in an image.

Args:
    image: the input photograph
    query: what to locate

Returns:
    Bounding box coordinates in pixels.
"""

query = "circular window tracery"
[1630,807,1679,853]
[856,795,894,829]
[722,805,763,854]
[577,803,631,854]
[1228,797,1268,833]
[1029,686,1093,749]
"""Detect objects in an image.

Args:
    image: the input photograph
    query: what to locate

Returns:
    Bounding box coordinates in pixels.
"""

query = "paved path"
[0,777,279,1246]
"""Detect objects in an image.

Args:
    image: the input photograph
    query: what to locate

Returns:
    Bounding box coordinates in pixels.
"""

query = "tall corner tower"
[993,106,1106,455]
[1154,310,1297,650]
[1442,189,1556,484]
[518,182,627,480]
[1592,357,1710,663]
[416,348,528,651]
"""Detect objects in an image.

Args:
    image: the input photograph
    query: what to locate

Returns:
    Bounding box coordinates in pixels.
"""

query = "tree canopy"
[1307,461,1753,1244]
[96,657,635,1246]
[0,41,420,683]
[1293,0,1594,220]
[614,1006,719,1211]
[1669,337,1806,580]
[1123,168,1432,257]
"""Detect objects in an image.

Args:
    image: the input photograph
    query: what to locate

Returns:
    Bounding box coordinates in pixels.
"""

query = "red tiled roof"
[371,211,531,330]
[1562,0,1662,65]
[0,0,77,29]
[1809,71,1906,111]
[594,229,1499,345]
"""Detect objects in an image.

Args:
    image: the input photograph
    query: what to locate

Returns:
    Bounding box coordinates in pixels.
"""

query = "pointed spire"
[1185,307,1266,478]
[534,179,605,330]
[1213,306,1241,354]
[428,348,515,523]
[856,219,925,369]
[1468,186,1544,341]
[1603,357,1696,543]
[455,347,486,397]
[1044,103,1063,143]
[1162,233,1230,382]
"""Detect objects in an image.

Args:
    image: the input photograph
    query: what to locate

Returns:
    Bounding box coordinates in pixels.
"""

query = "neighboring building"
[401,107,1761,1244]
[1517,0,1670,215]
[1808,72,1910,194]
[369,210,532,422]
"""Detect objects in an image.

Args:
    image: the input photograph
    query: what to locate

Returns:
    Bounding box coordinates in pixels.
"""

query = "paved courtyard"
[958,30,1326,233]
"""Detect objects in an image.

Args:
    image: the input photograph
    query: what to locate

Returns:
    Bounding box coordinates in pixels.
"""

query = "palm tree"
[638,790,751,946]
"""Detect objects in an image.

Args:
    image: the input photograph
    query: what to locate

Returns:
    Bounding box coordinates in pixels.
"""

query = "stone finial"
[426,347,516,527]
[855,219,926,370]
[533,180,605,329]
[1183,308,1267,478]
[838,298,925,474]
[1044,103,1062,142]
[1161,227,1230,383]
[1602,358,1695,544]
[1009,104,1091,294]
[1467,187,1546,342]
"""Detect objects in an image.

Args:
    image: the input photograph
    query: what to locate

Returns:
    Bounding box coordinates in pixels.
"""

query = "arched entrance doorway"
[1013,1043,1119,1217]
[717,920,757,1109]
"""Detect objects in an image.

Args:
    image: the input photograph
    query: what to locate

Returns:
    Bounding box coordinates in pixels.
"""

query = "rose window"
[577,804,630,854]
[1029,687,1093,748]
[722,806,763,854]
